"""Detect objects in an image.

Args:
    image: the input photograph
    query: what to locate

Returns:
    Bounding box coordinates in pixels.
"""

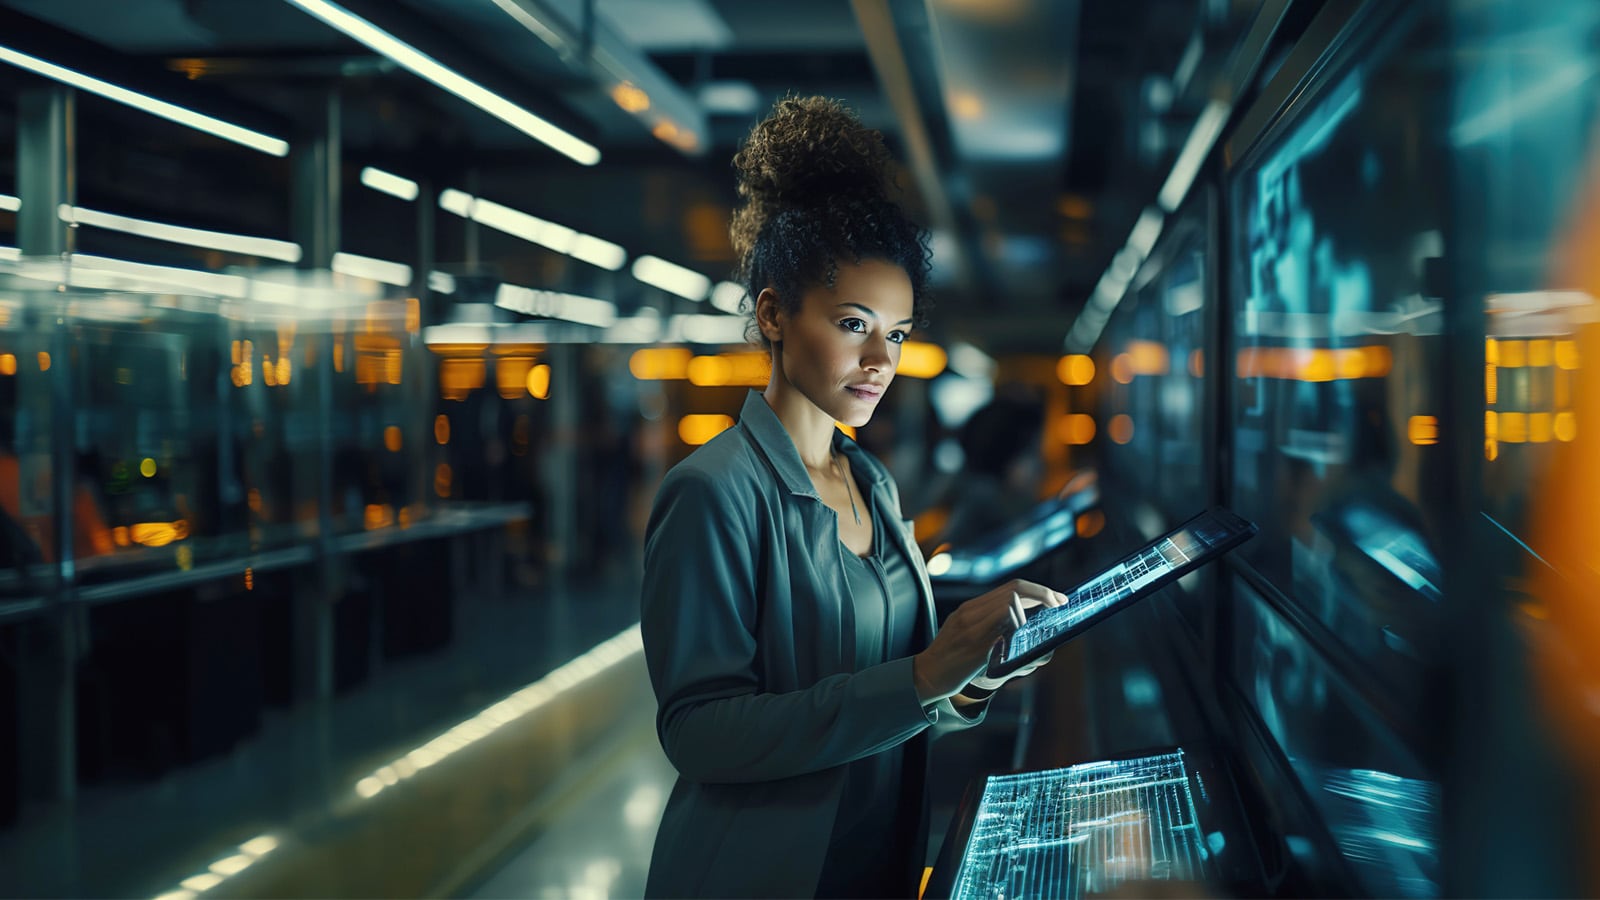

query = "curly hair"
[730,95,932,349]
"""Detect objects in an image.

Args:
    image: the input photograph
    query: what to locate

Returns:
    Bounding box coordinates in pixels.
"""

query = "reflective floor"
[462,717,673,899]
[0,569,644,899]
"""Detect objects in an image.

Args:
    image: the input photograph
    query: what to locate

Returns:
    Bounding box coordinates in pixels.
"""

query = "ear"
[754,287,785,344]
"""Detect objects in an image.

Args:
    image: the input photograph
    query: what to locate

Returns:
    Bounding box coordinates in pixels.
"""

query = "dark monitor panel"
[1101,211,1209,526]
[1231,579,1440,899]
[1226,2,1448,703]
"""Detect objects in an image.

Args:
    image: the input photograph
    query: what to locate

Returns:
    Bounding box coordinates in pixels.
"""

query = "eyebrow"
[837,302,914,327]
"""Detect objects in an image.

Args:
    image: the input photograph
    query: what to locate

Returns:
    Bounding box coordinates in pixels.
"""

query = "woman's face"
[766,258,914,428]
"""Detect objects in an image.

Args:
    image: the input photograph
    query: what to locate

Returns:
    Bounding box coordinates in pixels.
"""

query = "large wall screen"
[1226,5,1449,702]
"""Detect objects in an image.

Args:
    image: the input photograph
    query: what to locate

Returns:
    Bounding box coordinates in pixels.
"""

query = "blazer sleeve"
[641,465,937,784]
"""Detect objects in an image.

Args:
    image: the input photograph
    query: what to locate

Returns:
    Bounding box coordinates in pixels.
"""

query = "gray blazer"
[641,390,983,898]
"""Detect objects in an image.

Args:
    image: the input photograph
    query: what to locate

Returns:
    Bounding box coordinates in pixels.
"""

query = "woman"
[640,96,1064,898]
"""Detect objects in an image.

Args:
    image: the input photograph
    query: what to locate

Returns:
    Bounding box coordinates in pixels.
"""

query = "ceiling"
[0,0,1275,354]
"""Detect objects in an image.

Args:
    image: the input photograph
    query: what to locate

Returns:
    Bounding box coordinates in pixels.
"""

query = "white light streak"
[709,280,746,315]
[331,252,412,287]
[632,254,710,300]
[282,0,599,165]
[359,166,420,201]
[61,205,302,262]
[1158,100,1230,212]
[0,44,288,156]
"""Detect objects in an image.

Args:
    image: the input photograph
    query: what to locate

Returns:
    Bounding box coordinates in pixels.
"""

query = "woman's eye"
[840,318,867,333]
[888,331,907,344]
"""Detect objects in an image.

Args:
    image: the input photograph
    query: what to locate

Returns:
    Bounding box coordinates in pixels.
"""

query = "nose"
[862,333,893,373]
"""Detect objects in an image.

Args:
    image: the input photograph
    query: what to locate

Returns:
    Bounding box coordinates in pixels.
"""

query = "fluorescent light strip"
[0,44,288,157]
[359,166,420,202]
[283,0,599,166]
[495,283,617,328]
[61,205,302,262]
[632,254,710,301]
[1158,100,1230,212]
[352,625,642,801]
[71,254,249,296]
[709,280,746,315]
[151,833,281,900]
[331,252,413,287]
[0,194,19,213]
[437,189,626,271]
[428,271,457,294]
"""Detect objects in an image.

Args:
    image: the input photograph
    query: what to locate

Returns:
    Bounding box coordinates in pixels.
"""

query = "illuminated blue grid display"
[951,751,1211,900]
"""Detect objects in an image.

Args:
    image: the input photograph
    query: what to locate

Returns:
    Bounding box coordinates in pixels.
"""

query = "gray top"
[641,391,986,898]
[818,487,924,896]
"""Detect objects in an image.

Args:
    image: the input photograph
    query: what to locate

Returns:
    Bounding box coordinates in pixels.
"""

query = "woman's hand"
[912,580,1066,704]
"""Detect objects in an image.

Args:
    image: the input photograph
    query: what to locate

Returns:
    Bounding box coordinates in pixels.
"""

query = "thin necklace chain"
[831,452,862,526]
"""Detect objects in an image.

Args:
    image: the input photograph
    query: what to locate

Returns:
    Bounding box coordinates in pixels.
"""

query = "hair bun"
[731,96,894,259]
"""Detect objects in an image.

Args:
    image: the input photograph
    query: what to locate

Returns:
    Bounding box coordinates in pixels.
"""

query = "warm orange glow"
[1076,509,1106,538]
[1057,354,1095,386]
[434,415,450,445]
[949,90,983,119]
[1408,415,1439,445]
[263,357,277,387]
[1058,413,1096,445]
[1126,340,1170,376]
[1499,339,1528,368]
[611,81,650,113]
[1556,339,1582,370]
[687,353,770,387]
[1189,349,1204,378]
[112,526,129,546]
[440,358,486,400]
[37,352,50,372]
[405,297,421,333]
[1501,411,1528,443]
[629,347,693,380]
[1557,370,1572,408]
[1556,411,1579,442]
[232,340,242,365]
[1058,195,1094,220]
[496,356,534,399]
[385,350,402,385]
[244,567,253,591]
[1486,338,1499,366]
[1486,363,1499,404]
[836,423,857,439]
[1486,438,1500,461]
[0,354,14,376]
[435,463,452,498]
[527,364,551,399]
[1235,346,1391,381]
[277,357,291,385]
[364,504,395,530]
[248,488,262,513]
[1530,339,1554,368]
[398,506,413,529]
[130,520,188,547]
[1109,414,1134,444]
[333,342,346,373]
[913,508,949,543]
[652,120,679,142]
[678,414,734,445]
[1530,412,1554,443]
[384,426,403,453]
[898,342,948,379]
[1111,354,1133,384]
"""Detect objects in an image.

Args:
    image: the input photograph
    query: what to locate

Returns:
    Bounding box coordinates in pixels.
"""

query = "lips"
[846,384,884,402]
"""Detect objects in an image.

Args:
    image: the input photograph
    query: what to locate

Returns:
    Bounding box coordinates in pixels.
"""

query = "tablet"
[986,506,1257,678]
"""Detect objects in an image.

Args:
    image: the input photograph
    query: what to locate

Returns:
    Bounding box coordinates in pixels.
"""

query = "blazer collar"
[738,390,888,498]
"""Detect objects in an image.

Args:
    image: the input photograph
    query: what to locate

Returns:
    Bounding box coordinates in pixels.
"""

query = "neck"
[762,377,838,470]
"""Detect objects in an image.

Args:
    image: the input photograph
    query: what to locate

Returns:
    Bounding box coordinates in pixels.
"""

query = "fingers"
[1010,592,1026,630]
[1008,580,1068,609]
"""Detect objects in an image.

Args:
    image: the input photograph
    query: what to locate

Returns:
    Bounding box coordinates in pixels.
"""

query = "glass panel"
[1233,580,1440,898]
[1227,7,1448,696]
